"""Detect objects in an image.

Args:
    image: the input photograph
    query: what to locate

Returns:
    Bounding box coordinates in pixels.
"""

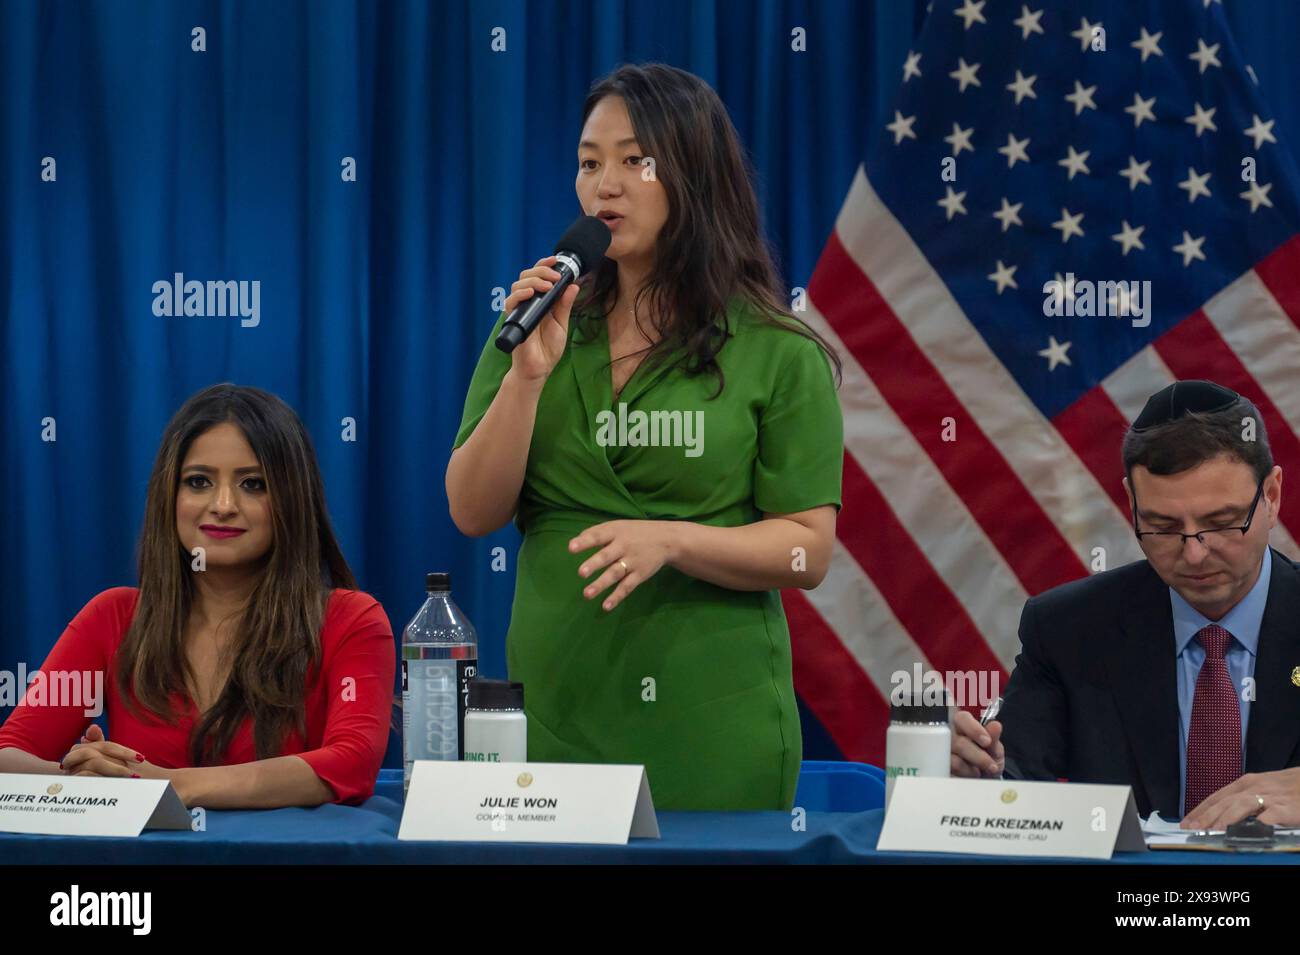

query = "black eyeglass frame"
[1131,475,1268,548]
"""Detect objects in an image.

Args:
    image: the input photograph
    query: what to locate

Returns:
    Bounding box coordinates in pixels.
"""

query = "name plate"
[0,774,192,837]
[398,761,660,844]
[877,777,1146,859]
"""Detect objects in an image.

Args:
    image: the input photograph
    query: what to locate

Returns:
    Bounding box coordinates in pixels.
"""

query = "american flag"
[783,0,1300,764]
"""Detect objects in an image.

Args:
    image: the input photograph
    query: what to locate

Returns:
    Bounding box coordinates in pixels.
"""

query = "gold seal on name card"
[47,783,63,795]
[517,772,534,788]
[1001,788,1018,804]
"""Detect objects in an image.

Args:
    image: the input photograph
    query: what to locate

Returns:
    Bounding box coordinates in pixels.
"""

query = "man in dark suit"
[952,380,1300,827]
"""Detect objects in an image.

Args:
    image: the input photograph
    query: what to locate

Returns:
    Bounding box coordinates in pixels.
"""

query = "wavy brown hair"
[114,384,356,765]
[574,62,842,397]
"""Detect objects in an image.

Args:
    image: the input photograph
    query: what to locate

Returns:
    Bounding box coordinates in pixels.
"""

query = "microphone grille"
[554,215,613,276]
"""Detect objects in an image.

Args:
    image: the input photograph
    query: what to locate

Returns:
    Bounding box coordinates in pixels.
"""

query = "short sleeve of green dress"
[453,299,843,810]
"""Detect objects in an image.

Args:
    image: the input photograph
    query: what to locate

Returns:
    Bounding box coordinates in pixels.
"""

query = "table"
[4,790,1298,864]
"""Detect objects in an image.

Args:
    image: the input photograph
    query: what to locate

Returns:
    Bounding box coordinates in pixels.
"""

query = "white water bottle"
[463,679,527,763]
[885,696,951,810]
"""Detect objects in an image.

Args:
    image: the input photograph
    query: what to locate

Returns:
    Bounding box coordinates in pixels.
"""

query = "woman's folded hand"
[60,722,148,778]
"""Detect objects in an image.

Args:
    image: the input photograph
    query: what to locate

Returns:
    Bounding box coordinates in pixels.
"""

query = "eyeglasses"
[1132,476,1267,552]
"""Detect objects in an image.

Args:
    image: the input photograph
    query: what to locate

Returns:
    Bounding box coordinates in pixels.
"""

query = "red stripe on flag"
[1155,312,1300,533]
[837,452,1009,682]
[787,452,1006,760]
[1053,387,1132,516]
[1254,235,1300,329]
[811,231,1086,595]
[784,589,890,765]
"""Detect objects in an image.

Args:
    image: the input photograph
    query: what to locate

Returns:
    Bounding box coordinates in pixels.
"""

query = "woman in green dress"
[445,63,844,811]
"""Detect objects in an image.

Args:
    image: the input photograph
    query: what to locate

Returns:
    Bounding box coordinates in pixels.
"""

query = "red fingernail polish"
[136,753,144,762]
[131,773,140,779]
[58,762,63,770]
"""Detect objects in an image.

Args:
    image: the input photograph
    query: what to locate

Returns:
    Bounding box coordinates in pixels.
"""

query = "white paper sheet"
[1141,813,1220,845]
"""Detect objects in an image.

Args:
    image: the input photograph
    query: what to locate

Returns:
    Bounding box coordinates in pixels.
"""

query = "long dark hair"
[574,62,841,397]
[115,384,356,765]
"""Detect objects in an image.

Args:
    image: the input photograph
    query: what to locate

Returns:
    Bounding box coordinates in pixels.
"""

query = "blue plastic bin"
[793,759,885,812]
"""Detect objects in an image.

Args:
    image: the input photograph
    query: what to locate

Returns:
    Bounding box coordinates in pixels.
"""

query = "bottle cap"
[425,572,451,592]
[889,694,950,724]
[467,678,524,711]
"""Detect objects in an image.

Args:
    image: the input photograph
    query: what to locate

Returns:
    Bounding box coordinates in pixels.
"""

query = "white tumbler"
[463,679,527,764]
[884,696,951,810]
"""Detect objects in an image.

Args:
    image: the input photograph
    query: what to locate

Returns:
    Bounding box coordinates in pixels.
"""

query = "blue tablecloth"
[5,795,1299,864]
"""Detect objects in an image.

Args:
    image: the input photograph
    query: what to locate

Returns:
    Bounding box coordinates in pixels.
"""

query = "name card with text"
[877,777,1146,859]
[398,761,660,844]
[0,774,192,837]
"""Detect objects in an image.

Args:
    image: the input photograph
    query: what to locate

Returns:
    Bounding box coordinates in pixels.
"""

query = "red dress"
[0,587,396,805]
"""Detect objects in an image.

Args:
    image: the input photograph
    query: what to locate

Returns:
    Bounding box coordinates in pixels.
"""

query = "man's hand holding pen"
[950,698,1005,779]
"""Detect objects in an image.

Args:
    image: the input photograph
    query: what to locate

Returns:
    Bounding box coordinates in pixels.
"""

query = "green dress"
[453,297,844,810]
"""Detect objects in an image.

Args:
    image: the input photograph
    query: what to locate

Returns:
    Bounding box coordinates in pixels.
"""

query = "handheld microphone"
[495,215,611,353]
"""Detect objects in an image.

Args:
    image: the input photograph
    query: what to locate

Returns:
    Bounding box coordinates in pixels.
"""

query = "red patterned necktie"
[1184,624,1242,813]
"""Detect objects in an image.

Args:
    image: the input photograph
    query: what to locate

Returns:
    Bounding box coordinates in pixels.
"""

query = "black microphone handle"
[494,253,582,353]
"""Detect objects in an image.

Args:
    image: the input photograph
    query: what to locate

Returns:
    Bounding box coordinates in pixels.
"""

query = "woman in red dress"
[0,384,395,808]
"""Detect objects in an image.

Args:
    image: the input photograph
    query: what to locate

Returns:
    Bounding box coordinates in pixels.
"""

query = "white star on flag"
[1107,283,1134,316]
[1243,114,1277,149]
[1013,5,1044,40]
[944,122,975,156]
[1178,167,1213,202]
[1071,18,1102,52]
[1006,70,1037,104]
[937,186,968,220]
[886,111,918,144]
[998,132,1030,168]
[1038,336,1072,370]
[949,58,981,92]
[1124,92,1156,127]
[902,51,922,83]
[1172,231,1207,266]
[1050,207,1081,242]
[992,197,1024,231]
[987,260,1019,293]
[1051,272,1078,306]
[1051,207,1085,242]
[953,0,986,30]
[1240,181,1274,213]
[1185,102,1217,137]
[1058,145,1091,180]
[1189,38,1222,73]
[1131,27,1163,61]
[1111,220,1146,255]
[1064,81,1098,115]
[1119,156,1152,190]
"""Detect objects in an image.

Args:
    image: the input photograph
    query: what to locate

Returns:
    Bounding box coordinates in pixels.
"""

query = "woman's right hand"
[504,255,581,385]
[60,723,144,778]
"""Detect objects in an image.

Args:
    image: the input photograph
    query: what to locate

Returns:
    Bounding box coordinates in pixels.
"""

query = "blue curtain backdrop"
[3,0,1299,766]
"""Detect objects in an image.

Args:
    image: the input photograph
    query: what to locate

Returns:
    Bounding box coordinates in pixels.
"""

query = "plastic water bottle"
[402,572,478,795]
